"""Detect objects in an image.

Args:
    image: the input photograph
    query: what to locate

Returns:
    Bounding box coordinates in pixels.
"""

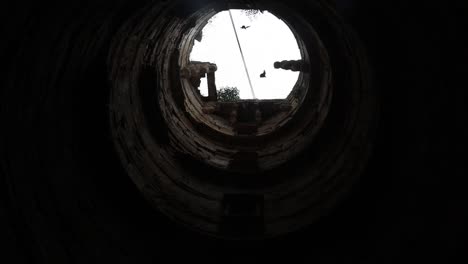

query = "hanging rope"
[228,10,256,99]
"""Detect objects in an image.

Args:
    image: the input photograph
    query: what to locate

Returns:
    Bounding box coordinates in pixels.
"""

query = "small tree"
[241,9,263,21]
[217,87,240,102]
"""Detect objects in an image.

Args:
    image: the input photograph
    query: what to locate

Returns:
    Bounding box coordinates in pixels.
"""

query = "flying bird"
[240,25,250,29]
[260,70,266,78]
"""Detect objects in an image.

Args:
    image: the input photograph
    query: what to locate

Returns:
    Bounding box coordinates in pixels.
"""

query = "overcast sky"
[190,10,301,99]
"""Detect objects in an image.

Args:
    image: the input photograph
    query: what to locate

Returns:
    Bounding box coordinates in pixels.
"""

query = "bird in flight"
[260,70,266,78]
[240,25,250,29]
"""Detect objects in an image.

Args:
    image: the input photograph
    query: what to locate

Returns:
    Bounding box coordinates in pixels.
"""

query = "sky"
[190,10,301,99]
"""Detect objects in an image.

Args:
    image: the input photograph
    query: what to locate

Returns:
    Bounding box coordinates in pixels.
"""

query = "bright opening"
[190,9,302,100]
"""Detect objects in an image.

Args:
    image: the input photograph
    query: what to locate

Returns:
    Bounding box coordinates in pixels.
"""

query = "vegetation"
[217,87,240,102]
[242,9,263,21]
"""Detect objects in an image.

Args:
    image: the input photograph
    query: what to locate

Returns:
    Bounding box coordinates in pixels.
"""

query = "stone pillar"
[207,72,217,101]
[273,60,308,72]
[180,61,217,99]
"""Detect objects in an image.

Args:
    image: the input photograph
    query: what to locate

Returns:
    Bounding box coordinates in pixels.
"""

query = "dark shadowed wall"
[1,0,467,263]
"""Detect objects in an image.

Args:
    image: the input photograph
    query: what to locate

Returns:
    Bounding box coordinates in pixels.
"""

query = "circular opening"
[177,6,322,141]
[189,9,303,100]
[107,0,377,239]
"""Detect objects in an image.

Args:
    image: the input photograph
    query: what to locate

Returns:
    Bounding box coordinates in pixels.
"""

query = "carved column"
[273,60,308,72]
[180,61,218,100]
[207,72,217,101]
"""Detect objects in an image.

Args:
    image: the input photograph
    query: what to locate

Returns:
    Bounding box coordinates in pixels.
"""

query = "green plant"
[217,87,240,102]
[242,9,263,21]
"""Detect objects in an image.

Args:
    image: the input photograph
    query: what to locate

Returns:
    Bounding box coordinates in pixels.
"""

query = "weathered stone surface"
[180,61,217,94]
[3,0,465,262]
